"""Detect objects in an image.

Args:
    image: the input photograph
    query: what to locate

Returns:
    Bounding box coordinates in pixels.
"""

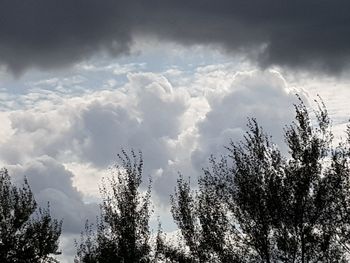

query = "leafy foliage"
[161,172,242,263]
[160,97,350,263]
[75,150,152,263]
[0,168,62,263]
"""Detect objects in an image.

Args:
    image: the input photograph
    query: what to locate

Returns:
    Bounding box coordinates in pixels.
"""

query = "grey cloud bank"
[1,0,350,73]
[0,67,299,208]
[9,156,98,234]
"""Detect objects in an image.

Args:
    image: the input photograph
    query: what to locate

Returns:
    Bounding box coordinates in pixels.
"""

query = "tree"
[0,168,62,263]
[156,160,245,263]
[161,97,350,262]
[228,118,288,262]
[75,150,153,263]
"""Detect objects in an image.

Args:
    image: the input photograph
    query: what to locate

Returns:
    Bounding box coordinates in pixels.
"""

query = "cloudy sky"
[1,1,350,262]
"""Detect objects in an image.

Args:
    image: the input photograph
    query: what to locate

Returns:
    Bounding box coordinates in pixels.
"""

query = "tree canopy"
[160,97,350,262]
[0,168,62,263]
[75,150,152,263]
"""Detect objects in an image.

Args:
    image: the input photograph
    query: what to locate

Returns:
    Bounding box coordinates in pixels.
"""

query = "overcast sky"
[1,1,350,262]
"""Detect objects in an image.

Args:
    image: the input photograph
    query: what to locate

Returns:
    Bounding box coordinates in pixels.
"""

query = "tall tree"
[162,167,244,263]
[273,98,343,262]
[75,150,152,263]
[228,118,286,262]
[228,98,350,262]
[0,168,62,263]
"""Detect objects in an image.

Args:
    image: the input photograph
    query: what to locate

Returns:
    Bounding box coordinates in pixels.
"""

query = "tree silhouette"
[160,97,350,263]
[160,173,242,263]
[0,168,62,263]
[75,150,152,263]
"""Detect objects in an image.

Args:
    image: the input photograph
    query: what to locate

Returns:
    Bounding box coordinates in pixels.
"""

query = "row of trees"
[158,98,350,263]
[2,97,350,262]
[75,98,350,262]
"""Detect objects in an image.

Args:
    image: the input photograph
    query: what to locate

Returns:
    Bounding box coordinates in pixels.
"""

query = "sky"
[1,1,350,262]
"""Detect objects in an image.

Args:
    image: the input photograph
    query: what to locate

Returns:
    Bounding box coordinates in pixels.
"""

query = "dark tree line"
[3,97,350,262]
[75,98,350,262]
[157,98,350,263]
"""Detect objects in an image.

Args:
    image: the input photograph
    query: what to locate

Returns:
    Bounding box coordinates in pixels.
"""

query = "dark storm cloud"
[0,0,132,73]
[1,0,350,73]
